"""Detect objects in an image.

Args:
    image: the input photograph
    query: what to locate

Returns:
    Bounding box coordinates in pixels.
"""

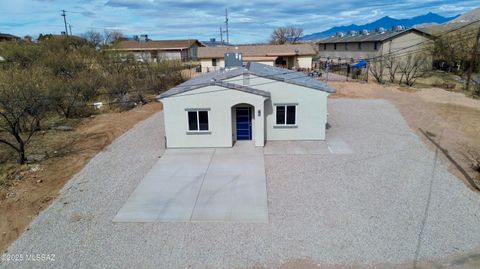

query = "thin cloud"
[0,0,477,43]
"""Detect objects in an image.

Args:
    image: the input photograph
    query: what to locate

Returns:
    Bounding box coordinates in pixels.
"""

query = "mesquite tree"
[0,67,50,164]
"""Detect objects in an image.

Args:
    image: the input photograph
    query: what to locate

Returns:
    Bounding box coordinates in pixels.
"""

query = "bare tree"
[270,26,304,45]
[398,53,429,86]
[0,67,50,164]
[82,30,103,47]
[384,55,400,83]
[103,30,123,46]
[368,57,385,83]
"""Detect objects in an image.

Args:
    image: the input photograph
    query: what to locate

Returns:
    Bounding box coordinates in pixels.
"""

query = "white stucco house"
[158,59,335,148]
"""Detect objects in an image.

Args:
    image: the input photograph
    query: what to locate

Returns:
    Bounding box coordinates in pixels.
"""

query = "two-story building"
[316,27,433,63]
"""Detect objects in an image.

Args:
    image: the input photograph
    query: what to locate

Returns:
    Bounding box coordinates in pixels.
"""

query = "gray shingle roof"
[158,62,335,99]
[317,28,432,44]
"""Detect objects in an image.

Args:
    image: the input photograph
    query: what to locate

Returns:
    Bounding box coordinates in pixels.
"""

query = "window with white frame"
[187,110,209,131]
[275,105,296,125]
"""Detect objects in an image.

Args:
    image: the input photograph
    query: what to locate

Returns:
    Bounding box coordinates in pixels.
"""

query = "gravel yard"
[2,99,480,268]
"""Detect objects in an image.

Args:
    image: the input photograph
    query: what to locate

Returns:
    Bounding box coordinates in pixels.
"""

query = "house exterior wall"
[297,56,313,69]
[380,32,430,55]
[317,31,433,64]
[157,51,182,60]
[200,55,313,72]
[200,58,224,72]
[188,44,199,60]
[318,41,381,62]
[162,86,267,148]
[225,75,329,141]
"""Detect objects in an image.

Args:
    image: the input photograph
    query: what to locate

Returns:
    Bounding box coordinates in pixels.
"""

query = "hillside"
[303,12,459,40]
[450,7,480,23]
[419,7,480,34]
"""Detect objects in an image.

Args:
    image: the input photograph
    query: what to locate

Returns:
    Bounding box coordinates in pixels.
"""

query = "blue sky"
[1,0,478,43]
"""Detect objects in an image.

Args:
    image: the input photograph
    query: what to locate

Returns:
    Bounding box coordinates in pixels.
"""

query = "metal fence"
[312,61,369,82]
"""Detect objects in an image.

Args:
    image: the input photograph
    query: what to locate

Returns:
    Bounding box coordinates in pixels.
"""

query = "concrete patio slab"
[113,142,268,223]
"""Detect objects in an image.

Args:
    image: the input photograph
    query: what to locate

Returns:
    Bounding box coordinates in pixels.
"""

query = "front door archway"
[235,107,252,140]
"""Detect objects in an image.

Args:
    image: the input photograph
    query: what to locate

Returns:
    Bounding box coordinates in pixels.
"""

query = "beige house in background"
[112,37,204,62]
[198,44,315,72]
[316,28,434,63]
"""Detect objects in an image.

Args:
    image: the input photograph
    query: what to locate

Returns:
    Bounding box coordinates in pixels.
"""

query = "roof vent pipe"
[243,73,250,86]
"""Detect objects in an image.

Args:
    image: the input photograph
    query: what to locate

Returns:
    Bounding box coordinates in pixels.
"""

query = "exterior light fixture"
[258,110,261,117]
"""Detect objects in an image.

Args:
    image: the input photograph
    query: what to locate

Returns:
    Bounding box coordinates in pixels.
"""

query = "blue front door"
[236,107,252,140]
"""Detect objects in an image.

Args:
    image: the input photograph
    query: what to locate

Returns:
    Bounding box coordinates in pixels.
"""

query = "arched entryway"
[231,103,255,143]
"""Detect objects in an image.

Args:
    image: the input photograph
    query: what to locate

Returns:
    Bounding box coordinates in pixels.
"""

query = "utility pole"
[220,27,223,45]
[61,10,68,36]
[466,27,480,92]
[68,24,73,36]
[225,8,229,44]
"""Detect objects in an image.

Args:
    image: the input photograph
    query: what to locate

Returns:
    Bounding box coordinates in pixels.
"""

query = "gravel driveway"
[2,99,480,269]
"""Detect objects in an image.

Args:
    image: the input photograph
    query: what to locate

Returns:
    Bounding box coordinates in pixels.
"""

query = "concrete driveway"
[113,141,268,223]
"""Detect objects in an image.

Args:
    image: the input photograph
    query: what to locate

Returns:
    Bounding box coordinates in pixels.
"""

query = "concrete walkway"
[113,141,268,223]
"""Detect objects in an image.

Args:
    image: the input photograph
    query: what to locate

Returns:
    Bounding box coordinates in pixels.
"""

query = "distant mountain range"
[302,12,460,40]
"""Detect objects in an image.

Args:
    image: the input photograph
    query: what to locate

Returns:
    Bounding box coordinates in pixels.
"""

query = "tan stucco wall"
[200,58,224,72]
[200,56,313,72]
[297,56,313,69]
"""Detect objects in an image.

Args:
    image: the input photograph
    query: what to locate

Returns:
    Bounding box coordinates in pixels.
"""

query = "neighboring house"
[317,27,434,63]
[198,44,316,72]
[0,33,20,42]
[158,56,335,148]
[112,36,204,62]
